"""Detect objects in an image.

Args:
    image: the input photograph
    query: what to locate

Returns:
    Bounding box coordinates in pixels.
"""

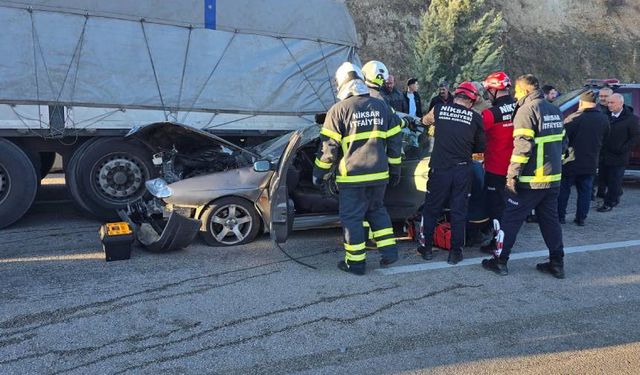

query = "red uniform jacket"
[482,95,516,176]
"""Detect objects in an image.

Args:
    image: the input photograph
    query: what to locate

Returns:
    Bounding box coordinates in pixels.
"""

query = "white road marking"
[377,240,640,276]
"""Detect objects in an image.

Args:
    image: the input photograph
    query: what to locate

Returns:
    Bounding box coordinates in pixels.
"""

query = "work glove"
[389,174,401,187]
[505,177,518,195]
[411,117,423,131]
[312,175,322,186]
[312,167,330,187]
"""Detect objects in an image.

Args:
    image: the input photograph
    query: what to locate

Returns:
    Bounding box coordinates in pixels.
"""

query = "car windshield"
[251,124,320,160]
[554,88,586,110]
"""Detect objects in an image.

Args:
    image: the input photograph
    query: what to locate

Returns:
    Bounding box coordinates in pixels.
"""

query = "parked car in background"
[555,79,640,180]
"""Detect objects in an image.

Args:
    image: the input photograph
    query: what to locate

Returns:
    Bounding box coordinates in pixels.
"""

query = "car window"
[620,92,633,106]
[554,88,586,110]
[252,124,319,161]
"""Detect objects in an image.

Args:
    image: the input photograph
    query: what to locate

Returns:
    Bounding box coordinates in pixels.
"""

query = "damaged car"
[121,121,489,252]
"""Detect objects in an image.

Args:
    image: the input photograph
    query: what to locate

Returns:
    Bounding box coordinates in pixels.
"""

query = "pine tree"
[413,0,505,96]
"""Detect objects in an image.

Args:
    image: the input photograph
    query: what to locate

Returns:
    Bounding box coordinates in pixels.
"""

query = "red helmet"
[454,82,480,102]
[483,71,511,90]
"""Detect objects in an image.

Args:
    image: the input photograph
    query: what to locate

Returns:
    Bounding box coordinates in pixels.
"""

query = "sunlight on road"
[0,251,104,264]
[587,274,640,286]
[410,342,640,374]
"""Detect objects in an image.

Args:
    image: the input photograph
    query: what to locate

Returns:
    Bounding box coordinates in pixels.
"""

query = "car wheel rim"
[0,164,9,205]
[210,204,253,245]
[92,154,147,203]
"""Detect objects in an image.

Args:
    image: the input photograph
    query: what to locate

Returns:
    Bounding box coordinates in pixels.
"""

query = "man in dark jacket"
[557,90,609,225]
[481,74,567,278]
[594,86,613,200]
[597,93,640,212]
[418,82,486,265]
[403,78,423,118]
[427,80,453,111]
[381,74,406,113]
[596,87,613,114]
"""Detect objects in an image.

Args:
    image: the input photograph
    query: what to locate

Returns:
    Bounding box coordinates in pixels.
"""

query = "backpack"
[415,214,452,251]
[432,221,452,251]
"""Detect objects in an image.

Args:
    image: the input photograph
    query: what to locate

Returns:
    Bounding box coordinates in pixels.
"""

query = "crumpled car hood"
[126,121,260,158]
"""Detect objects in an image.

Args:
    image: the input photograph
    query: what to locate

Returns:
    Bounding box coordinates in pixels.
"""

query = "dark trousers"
[484,171,506,222]
[499,188,564,263]
[601,165,626,207]
[596,160,607,198]
[339,184,397,268]
[422,164,473,252]
[558,174,593,221]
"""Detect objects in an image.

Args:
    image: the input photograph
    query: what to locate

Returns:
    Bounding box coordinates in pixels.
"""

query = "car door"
[269,129,303,243]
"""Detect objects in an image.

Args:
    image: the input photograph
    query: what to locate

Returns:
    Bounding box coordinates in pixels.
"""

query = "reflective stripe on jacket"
[314,94,403,187]
[507,90,567,189]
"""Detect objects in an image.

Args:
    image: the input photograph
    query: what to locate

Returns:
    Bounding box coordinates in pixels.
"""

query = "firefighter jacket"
[426,103,485,170]
[313,94,403,187]
[507,90,567,189]
[482,95,516,176]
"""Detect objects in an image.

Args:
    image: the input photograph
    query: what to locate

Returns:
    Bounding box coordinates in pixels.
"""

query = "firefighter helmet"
[454,82,480,102]
[483,71,511,91]
[362,60,389,87]
[335,62,365,90]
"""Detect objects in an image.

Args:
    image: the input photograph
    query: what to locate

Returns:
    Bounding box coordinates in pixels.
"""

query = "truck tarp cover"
[0,0,359,116]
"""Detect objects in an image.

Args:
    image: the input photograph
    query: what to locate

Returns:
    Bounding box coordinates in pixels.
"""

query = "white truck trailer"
[0,0,359,228]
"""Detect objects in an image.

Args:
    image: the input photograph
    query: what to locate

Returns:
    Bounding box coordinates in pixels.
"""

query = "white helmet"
[362,60,389,87]
[335,62,365,90]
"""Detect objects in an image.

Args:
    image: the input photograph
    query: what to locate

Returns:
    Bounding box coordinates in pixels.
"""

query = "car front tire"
[200,197,262,247]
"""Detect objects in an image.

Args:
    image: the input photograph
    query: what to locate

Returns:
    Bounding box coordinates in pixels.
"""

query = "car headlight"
[145,178,173,198]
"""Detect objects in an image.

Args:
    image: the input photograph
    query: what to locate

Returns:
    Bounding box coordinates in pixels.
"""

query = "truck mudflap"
[119,210,201,253]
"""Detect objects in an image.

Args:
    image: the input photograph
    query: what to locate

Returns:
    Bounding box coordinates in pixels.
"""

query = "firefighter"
[481,74,567,278]
[480,71,516,252]
[360,60,409,247]
[418,82,486,265]
[312,62,403,275]
[361,60,411,137]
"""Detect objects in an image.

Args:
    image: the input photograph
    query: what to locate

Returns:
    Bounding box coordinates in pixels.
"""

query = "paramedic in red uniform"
[480,72,516,252]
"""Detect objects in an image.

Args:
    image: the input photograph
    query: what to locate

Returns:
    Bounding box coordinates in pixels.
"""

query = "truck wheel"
[200,197,262,246]
[67,138,156,220]
[65,139,98,214]
[39,152,56,178]
[0,139,38,228]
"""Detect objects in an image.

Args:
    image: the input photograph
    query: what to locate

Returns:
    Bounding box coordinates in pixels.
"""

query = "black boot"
[447,249,463,265]
[417,245,433,261]
[536,260,565,279]
[379,257,398,267]
[479,239,496,254]
[481,258,508,276]
[337,261,365,276]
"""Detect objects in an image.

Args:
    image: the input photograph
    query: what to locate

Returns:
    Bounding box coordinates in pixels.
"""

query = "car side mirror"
[253,160,273,172]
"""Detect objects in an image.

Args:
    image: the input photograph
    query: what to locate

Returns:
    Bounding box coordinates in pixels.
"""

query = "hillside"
[345,0,640,92]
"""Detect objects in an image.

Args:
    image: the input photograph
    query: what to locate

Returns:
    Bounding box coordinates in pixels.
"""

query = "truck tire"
[0,138,39,229]
[39,152,56,179]
[67,138,156,220]
[65,139,98,214]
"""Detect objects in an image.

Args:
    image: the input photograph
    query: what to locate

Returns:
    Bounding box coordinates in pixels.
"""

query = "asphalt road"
[1,177,639,374]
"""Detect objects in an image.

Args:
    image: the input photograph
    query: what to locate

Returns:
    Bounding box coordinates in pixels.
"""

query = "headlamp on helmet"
[362,60,389,87]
